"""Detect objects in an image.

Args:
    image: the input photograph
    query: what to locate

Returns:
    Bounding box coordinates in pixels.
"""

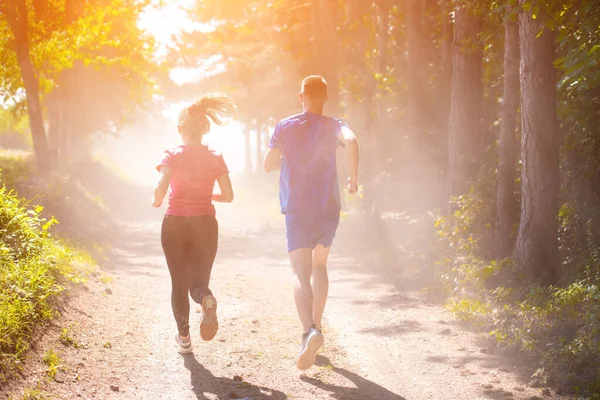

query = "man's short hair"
[301,75,328,99]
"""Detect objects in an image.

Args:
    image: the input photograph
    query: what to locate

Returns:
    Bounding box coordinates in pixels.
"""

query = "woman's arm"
[152,166,173,207]
[213,173,234,203]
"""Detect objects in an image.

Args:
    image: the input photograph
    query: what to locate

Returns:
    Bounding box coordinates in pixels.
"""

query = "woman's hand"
[153,166,172,208]
[213,173,234,203]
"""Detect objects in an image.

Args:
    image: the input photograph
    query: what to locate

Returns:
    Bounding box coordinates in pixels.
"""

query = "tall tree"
[2,0,50,171]
[311,0,340,112]
[55,0,85,163]
[446,2,483,204]
[440,0,453,141]
[406,0,424,139]
[514,3,559,283]
[495,9,520,258]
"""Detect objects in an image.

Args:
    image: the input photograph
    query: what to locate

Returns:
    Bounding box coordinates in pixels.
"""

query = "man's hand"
[347,177,359,195]
[337,126,360,195]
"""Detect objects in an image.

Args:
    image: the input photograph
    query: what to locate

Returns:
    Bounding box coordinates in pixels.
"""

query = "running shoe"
[297,326,324,370]
[200,294,219,341]
[175,334,193,354]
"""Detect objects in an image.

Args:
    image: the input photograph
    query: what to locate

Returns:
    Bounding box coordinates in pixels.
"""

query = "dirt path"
[1,208,566,400]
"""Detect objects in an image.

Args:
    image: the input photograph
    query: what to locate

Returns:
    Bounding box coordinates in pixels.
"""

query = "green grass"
[99,273,114,284]
[435,190,600,396]
[42,349,63,379]
[9,386,51,400]
[58,326,81,349]
[0,151,33,188]
[0,170,92,382]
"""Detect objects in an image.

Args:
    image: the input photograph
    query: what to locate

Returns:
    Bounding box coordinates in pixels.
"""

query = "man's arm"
[337,126,360,194]
[263,148,282,173]
[152,166,172,207]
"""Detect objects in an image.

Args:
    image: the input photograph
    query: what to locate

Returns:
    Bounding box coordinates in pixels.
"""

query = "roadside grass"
[435,188,600,398]
[0,153,94,383]
[8,386,51,400]
[42,349,63,380]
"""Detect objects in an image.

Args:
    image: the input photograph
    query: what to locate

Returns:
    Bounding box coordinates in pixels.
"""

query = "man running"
[263,75,360,370]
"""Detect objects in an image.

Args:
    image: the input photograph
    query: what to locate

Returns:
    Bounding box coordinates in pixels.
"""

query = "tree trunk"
[405,0,426,205]
[495,15,520,258]
[446,4,483,205]
[244,129,252,174]
[514,4,559,284]
[439,0,453,200]
[5,0,51,172]
[311,0,339,113]
[376,1,390,121]
[47,90,61,168]
[406,0,423,138]
[264,120,271,151]
[56,0,85,164]
[255,124,263,174]
[441,0,453,128]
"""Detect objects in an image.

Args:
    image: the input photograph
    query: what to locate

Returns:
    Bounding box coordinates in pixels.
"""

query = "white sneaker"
[175,334,193,354]
[297,327,324,370]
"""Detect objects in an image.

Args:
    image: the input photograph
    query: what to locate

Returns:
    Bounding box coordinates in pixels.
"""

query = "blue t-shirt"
[269,112,345,214]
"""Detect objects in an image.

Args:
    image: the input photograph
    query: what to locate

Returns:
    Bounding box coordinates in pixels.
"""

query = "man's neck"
[303,107,324,115]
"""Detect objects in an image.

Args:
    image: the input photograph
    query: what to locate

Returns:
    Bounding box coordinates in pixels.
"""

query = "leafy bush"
[435,179,600,395]
[0,180,91,382]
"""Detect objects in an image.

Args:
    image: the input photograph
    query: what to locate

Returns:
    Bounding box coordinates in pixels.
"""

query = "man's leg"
[311,207,340,331]
[289,248,314,333]
[312,244,331,331]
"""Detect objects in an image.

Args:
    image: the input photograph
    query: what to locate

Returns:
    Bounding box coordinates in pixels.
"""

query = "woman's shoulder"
[162,145,185,156]
[203,144,224,158]
[164,144,224,160]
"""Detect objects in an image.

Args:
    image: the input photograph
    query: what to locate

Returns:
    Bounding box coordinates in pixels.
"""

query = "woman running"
[152,95,235,353]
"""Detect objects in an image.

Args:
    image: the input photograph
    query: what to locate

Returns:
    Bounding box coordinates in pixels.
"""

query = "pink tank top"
[156,145,228,217]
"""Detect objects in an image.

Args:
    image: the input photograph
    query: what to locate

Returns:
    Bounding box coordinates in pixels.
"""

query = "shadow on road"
[183,354,287,400]
[301,355,407,400]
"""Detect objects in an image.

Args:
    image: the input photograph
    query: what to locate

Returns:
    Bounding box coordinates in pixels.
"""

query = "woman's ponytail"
[178,94,236,136]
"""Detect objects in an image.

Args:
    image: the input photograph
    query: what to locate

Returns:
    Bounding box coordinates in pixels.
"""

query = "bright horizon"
[95,1,248,183]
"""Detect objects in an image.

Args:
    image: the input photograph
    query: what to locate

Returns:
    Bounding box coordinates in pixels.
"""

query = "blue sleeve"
[269,122,282,149]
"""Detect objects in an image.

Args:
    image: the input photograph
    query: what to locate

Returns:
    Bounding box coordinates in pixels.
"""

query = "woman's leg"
[187,216,219,341]
[188,216,219,304]
[161,215,191,338]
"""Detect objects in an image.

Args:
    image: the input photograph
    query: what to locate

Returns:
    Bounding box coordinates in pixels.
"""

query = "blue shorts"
[285,209,341,253]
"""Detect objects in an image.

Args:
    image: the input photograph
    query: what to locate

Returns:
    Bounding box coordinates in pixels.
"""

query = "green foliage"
[487,280,600,393]
[0,107,29,137]
[42,349,63,379]
[0,172,91,382]
[0,152,34,187]
[448,297,491,321]
[436,181,600,395]
[0,0,159,139]
[434,162,503,293]
[58,326,81,349]
[8,386,51,400]
[99,273,114,284]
